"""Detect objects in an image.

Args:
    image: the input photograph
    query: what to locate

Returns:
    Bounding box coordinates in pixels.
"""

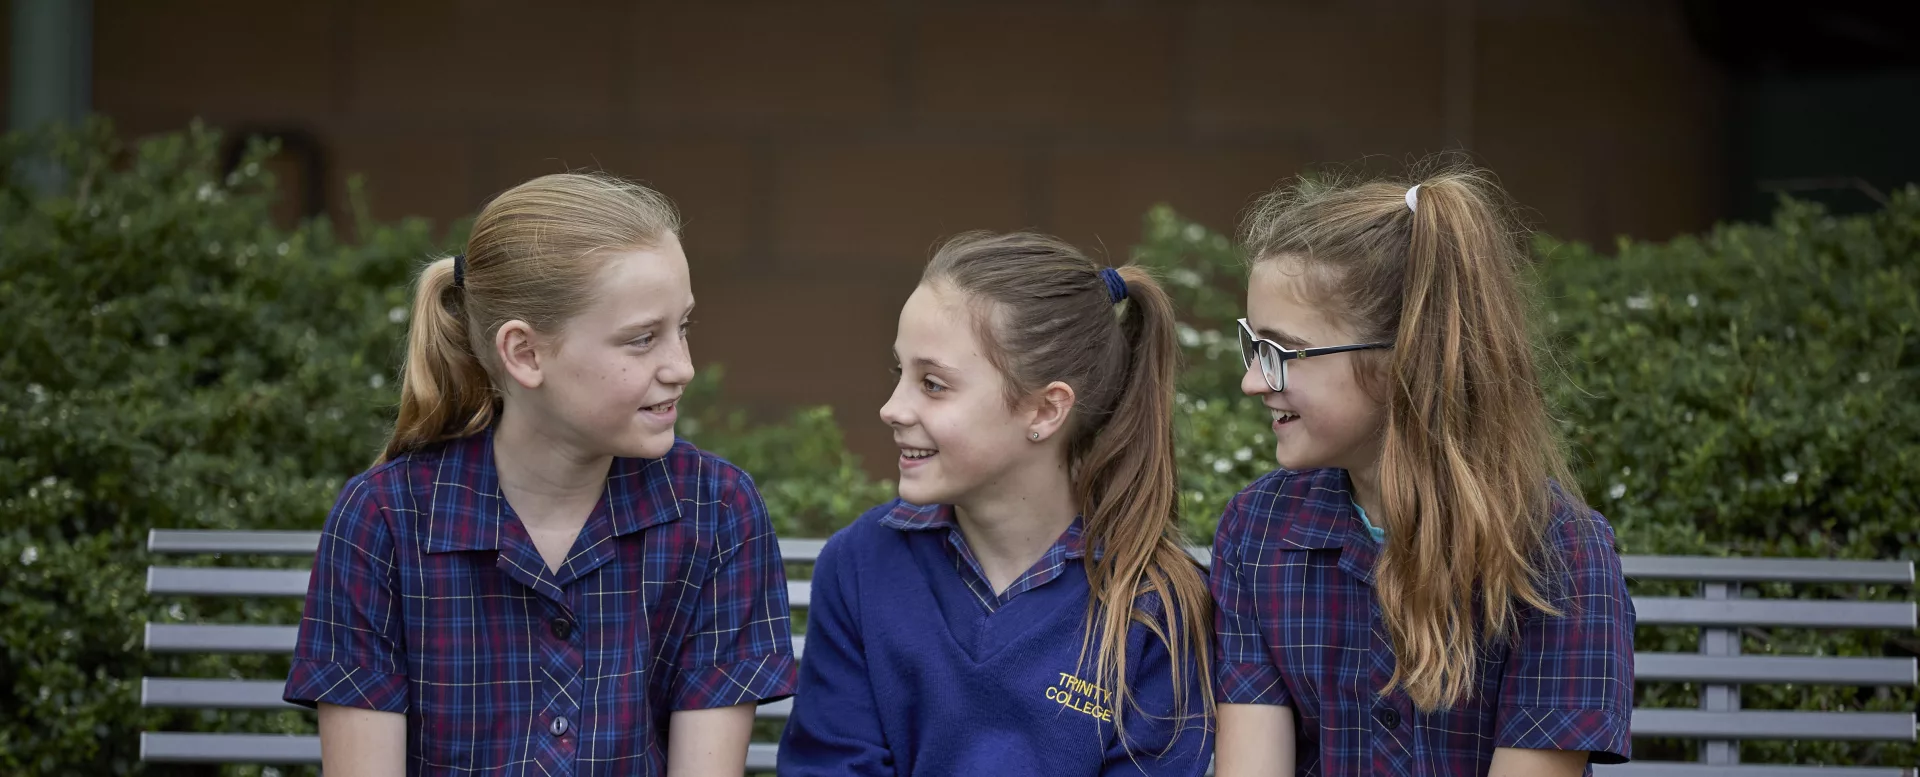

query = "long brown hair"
[382,172,681,463]
[1240,161,1582,711]
[924,231,1213,744]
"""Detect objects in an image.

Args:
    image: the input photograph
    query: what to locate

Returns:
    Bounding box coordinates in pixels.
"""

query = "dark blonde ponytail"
[381,256,497,463]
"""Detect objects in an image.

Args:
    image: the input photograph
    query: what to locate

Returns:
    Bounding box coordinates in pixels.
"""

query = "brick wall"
[87,0,1723,475]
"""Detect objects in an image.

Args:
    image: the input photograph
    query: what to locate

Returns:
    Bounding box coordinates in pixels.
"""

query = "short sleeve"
[283,474,411,712]
[1494,508,1635,764]
[668,467,800,710]
[1210,488,1290,707]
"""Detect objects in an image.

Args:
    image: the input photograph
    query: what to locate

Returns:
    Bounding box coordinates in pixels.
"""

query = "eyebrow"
[612,303,695,339]
[1256,325,1311,349]
[893,350,959,374]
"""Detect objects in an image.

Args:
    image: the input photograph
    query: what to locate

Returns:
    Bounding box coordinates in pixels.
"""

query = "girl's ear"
[1026,380,1077,443]
[496,320,545,390]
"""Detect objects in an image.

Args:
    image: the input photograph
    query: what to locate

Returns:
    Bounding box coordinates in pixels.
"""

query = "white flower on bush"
[1212,458,1232,474]
[1687,294,1699,308]
[1782,471,1800,485]
[1608,483,1626,500]
[388,306,408,323]
[1170,268,1202,288]
[19,546,38,565]
[1176,324,1201,348]
[1858,372,1871,383]
[1626,294,1652,310]
[1184,224,1206,242]
[1234,447,1253,462]
[369,374,386,389]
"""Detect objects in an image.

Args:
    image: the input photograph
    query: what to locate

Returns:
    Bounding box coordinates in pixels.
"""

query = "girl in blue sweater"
[779,232,1214,776]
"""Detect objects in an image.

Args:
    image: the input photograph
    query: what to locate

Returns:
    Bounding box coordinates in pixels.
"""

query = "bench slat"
[1630,709,1917,741]
[148,567,813,609]
[149,530,832,566]
[1634,597,1916,630]
[140,677,801,719]
[152,531,1918,585]
[143,624,807,659]
[142,734,782,771]
[1634,654,1916,686]
[142,732,318,763]
[149,530,321,556]
[146,570,1920,633]
[1597,763,1914,776]
[147,624,298,653]
[149,567,309,597]
[143,678,293,709]
[1620,556,1914,585]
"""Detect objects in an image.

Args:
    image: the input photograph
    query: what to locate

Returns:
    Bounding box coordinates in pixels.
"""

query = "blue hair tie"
[1100,267,1127,304]
[452,254,467,288]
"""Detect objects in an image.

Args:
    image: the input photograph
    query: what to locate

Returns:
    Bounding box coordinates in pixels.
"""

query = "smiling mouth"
[901,447,937,460]
[642,400,677,413]
[1271,408,1300,425]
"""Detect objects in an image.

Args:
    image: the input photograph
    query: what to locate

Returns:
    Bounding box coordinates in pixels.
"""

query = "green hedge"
[2,122,1913,773]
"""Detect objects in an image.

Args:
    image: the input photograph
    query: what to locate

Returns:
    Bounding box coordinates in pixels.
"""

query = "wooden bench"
[143,530,1915,774]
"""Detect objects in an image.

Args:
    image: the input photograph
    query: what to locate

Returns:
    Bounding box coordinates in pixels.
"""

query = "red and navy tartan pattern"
[284,429,798,776]
[1210,469,1634,776]
[877,500,1086,612]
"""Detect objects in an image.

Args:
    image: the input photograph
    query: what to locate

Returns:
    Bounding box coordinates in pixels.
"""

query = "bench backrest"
[141,530,1917,774]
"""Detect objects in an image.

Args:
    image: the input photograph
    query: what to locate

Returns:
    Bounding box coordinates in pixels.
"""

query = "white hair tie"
[1405,184,1421,214]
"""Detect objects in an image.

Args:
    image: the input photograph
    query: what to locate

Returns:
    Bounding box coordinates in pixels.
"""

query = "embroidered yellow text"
[1045,672,1113,722]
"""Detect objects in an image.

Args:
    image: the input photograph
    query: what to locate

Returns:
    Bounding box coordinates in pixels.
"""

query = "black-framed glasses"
[1236,318,1392,392]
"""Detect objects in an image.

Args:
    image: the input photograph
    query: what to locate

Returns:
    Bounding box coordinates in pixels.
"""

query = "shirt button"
[550,617,572,640]
[550,716,570,737]
[1375,707,1401,729]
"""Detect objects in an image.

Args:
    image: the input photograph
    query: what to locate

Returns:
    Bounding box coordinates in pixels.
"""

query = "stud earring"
[1030,432,1041,441]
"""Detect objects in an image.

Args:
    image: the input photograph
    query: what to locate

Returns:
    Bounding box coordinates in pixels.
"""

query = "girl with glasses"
[1210,163,1635,777]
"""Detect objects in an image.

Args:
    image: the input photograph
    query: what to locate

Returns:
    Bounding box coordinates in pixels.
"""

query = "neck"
[1347,460,1386,525]
[493,404,612,529]
[951,453,1079,593]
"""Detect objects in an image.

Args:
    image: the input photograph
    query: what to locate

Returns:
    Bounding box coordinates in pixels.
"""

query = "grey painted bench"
[143,530,1916,774]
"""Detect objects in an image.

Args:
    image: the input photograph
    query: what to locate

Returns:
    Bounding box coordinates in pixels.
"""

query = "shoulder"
[1541,485,1623,565]
[646,438,772,534]
[658,437,757,500]
[821,500,914,560]
[1215,467,1346,543]
[1533,484,1628,599]
[327,446,439,530]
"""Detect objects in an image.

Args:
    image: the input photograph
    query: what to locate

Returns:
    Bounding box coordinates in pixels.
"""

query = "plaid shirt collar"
[879,500,1087,609]
[1270,469,1381,585]
[419,428,685,591]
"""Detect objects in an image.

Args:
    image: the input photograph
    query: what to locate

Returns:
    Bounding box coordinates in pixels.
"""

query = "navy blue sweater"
[778,500,1212,777]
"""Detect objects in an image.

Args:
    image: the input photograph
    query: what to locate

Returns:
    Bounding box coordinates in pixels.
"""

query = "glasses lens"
[1237,324,1257,370]
[1263,347,1285,391]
